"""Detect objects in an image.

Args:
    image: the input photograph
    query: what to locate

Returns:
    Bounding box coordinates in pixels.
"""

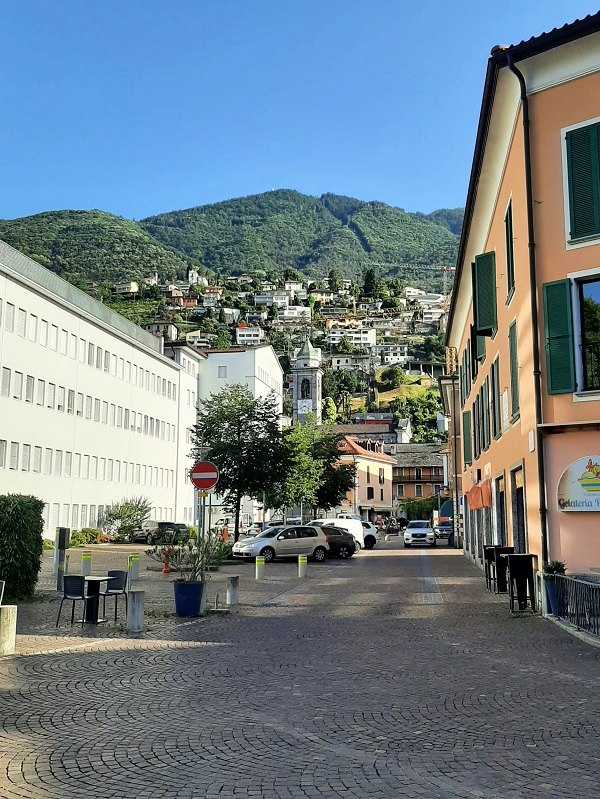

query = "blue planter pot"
[173,581,205,617]
[545,580,559,615]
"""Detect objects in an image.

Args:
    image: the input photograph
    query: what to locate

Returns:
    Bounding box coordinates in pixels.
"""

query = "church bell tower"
[292,338,323,425]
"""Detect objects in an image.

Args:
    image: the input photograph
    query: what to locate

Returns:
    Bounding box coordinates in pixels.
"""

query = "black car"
[131,522,189,545]
[323,526,356,558]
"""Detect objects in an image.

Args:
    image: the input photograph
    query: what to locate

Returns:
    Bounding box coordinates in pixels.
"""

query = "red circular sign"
[190,460,219,490]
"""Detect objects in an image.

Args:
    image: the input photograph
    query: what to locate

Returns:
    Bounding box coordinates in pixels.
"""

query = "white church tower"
[291,338,323,425]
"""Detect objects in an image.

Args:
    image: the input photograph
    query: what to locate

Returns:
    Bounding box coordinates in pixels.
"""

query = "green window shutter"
[462,410,472,465]
[505,202,515,294]
[543,280,575,394]
[473,252,497,335]
[566,124,600,240]
[477,333,486,361]
[508,321,520,418]
[491,358,501,438]
[482,378,490,450]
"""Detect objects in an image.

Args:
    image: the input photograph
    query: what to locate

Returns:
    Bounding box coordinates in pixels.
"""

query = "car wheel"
[354,540,362,551]
[146,533,155,544]
[338,544,352,559]
[312,546,327,562]
[364,536,376,550]
[260,547,275,563]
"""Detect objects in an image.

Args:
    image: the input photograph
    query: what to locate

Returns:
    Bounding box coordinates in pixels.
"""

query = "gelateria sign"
[557,457,600,511]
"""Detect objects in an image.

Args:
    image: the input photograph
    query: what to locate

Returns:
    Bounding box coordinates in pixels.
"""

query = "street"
[1,543,600,798]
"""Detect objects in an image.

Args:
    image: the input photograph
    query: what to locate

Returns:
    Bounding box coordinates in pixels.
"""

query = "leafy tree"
[390,390,444,443]
[322,396,337,423]
[103,496,152,537]
[266,420,323,512]
[335,335,354,354]
[328,267,344,293]
[314,427,356,512]
[380,366,407,388]
[190,385,284,540]
[363,267,378,297]
[421,333,445,363]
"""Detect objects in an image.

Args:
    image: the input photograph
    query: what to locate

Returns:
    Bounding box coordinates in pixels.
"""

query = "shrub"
[0,494,45,601]
[42,539,54,550]
[68,528,102,547]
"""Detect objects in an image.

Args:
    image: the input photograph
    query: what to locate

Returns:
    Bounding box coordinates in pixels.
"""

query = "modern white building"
[326,327,377,347]
[277,306,311,323]
[235,326,265,347]
[253,292,289,308]
[0,240,201,535]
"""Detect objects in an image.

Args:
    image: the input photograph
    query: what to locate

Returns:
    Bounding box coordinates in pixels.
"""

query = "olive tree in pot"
[147,530,229,617]
[544,560,566,616]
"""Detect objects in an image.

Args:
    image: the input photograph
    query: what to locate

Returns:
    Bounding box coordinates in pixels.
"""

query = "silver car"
[403,520,436,548]
[232,525,330,563]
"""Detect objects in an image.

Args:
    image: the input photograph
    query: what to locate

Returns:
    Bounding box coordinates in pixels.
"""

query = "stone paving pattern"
[1,542,600,798]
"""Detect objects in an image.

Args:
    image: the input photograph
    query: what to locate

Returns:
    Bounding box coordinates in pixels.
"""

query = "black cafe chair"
[56,575,89,627]
[100,570,128,622]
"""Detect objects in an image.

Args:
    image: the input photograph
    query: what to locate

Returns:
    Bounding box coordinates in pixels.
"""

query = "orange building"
[445,14,600,574]
[337,436,395,522]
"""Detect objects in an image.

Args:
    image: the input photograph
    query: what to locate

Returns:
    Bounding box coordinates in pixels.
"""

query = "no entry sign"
[190,460,219,491]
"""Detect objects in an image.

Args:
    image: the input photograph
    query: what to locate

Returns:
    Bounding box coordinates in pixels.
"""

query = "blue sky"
[1,1,597,220]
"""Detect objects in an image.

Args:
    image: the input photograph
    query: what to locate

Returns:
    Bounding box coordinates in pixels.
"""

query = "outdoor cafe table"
[83,575,118,624]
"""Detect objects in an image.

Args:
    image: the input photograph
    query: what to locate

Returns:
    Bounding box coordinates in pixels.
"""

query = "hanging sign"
[557,456,600,511]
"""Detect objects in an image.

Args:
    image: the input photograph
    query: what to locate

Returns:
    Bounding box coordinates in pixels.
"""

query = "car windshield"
[408,521,430,529]
[255,529,279,538]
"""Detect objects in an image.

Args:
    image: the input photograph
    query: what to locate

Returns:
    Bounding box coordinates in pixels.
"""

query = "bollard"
[226,575,240,605]
[80,550,92,576]
[255,556,265,581]
[298,554,307,578]
[0,605,17,656]
[54,527,70,591]
[385,534,390,542]
[126,589,145,633]
[127,553,140,588]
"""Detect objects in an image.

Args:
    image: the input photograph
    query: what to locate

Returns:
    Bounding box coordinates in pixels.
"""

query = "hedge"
[0,494,45,601]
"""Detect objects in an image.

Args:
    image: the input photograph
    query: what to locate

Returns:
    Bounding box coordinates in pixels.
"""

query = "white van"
[308,518,379,550]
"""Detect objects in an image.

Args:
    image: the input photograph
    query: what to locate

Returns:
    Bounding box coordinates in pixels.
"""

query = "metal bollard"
[127,553,140,588]
[255,556,265,580]
[54,527,70,591]
[226,575,240,605]
[80,551,92,576]
[126,589,145,633]
[298,554,307,578]
[0,605,17,656]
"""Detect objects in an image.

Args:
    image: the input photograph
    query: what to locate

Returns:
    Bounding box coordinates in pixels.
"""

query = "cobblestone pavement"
[2,542,600,798]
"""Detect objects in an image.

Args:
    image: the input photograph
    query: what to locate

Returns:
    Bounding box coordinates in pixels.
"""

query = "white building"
[197,345,283,413]
[253,292,289,308]
[326,327,377,347]
[235,326,265,347]
[277,305,311,323]
[0,240,201,535]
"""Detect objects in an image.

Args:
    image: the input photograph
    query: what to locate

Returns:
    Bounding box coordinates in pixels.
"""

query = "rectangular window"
[123,408,130,429]
[16,308,26,337]
[462,410,472,465]
[21,444,31,471]
[107,459,113,481]
[131,411,136,431]
[104,350,110,372]
[5,303,14,332]
[415,467,422,480]
[70,334,77,358]
[366,465,370,484]
[9,442,19,469]
[378,468,385,484]
[54,450,63,476]
[25,375,34,403]
[57,386,65,412]
[47,383,56,409]
[397,483,404,497]
[117,406,123,427]
[71,505,79,528]
[76,392,84,416]
[472,252,497,336]
[566,121,600,240]
[60,329,68,355]
[366,486,374,500]
[93,399,100,422]
[85,395,92,419]
[0,440,5,469]
[50,325,58,350]
[13,371,23,400]
[79,338,86,362]
[580,277,600,391]
[102,401,108,424]
[135,463,140,484]
[100,457,106,480]
[491,357,501,439]
[0,368,9,398]
[88,342,94,365]
[110,404,116,426]
[508,321,520,419]
[83,455,90,479]
[65,451,72,477]
[44,448,53,475]
[29,314,38,342]
[96,347,103,369]
[119,358,124,379]
[434,484,441,494]
[33,446,42,473]
[74,453,81,478]
[40,319,48,346]
[415,484,423,497]
[218,366,227,378]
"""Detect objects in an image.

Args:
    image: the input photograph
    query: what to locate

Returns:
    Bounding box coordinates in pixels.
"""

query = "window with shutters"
[505,201,515,297]
[462,410,472,466]
[565,120,600,241]
[490,358,501,439]
[578,278,600,390]
[472,252,497,335]
[508,321,520,419]
[543,279,576,394]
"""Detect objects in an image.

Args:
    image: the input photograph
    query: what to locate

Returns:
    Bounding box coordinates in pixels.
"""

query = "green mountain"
[141,190,460,290]
[0,210,199,286]
[0,192,462,291]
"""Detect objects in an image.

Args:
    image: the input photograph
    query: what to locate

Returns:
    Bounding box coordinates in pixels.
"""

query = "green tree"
[335,335,354,354]
[363,267,378,298]
[314,427,356,512]
[390,390,443,443]
[380,366,407,388]
[103,496,152,537]
[266,419,324,512]
[190,385,284,540]
[328,267,344,293]
[322,396,337,423]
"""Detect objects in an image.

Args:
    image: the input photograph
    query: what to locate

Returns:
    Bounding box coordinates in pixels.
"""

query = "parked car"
[403,520,436,548]
[132,521,189,545]
[434,521,453,543]
[308,518,379,550]
[322,526,356,558]
[232,524,330,563]
[127,519,159,543]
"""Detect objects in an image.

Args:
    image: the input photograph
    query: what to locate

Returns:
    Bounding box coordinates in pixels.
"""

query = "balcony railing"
[553,574,600,636]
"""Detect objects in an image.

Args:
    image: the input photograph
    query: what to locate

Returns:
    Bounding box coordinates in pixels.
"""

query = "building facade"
[0,240,201,535]
[445,14,600,573]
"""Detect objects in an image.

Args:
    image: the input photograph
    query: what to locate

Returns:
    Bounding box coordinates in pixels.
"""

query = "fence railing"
[554,574,600,636]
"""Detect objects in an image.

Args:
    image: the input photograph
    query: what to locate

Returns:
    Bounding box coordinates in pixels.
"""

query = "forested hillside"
[1,192,463,290]
[0,210,199,285]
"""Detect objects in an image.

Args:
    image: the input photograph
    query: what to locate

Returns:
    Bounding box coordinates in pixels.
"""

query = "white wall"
[198,346,283,414]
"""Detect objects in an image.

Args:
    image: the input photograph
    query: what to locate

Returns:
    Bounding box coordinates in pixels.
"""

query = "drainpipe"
[506,55,549,567]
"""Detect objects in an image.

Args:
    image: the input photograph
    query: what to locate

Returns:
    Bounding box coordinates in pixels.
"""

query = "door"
[296,527,319,555]
[275,527,298,556]
[495,476,507,546]
[511,468,527,553]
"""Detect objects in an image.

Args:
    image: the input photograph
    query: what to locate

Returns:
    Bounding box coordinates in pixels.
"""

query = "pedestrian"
[221,522,229,542]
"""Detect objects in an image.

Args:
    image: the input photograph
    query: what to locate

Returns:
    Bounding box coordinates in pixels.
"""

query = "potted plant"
[544,560,566,616]
[147,530,228,617]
